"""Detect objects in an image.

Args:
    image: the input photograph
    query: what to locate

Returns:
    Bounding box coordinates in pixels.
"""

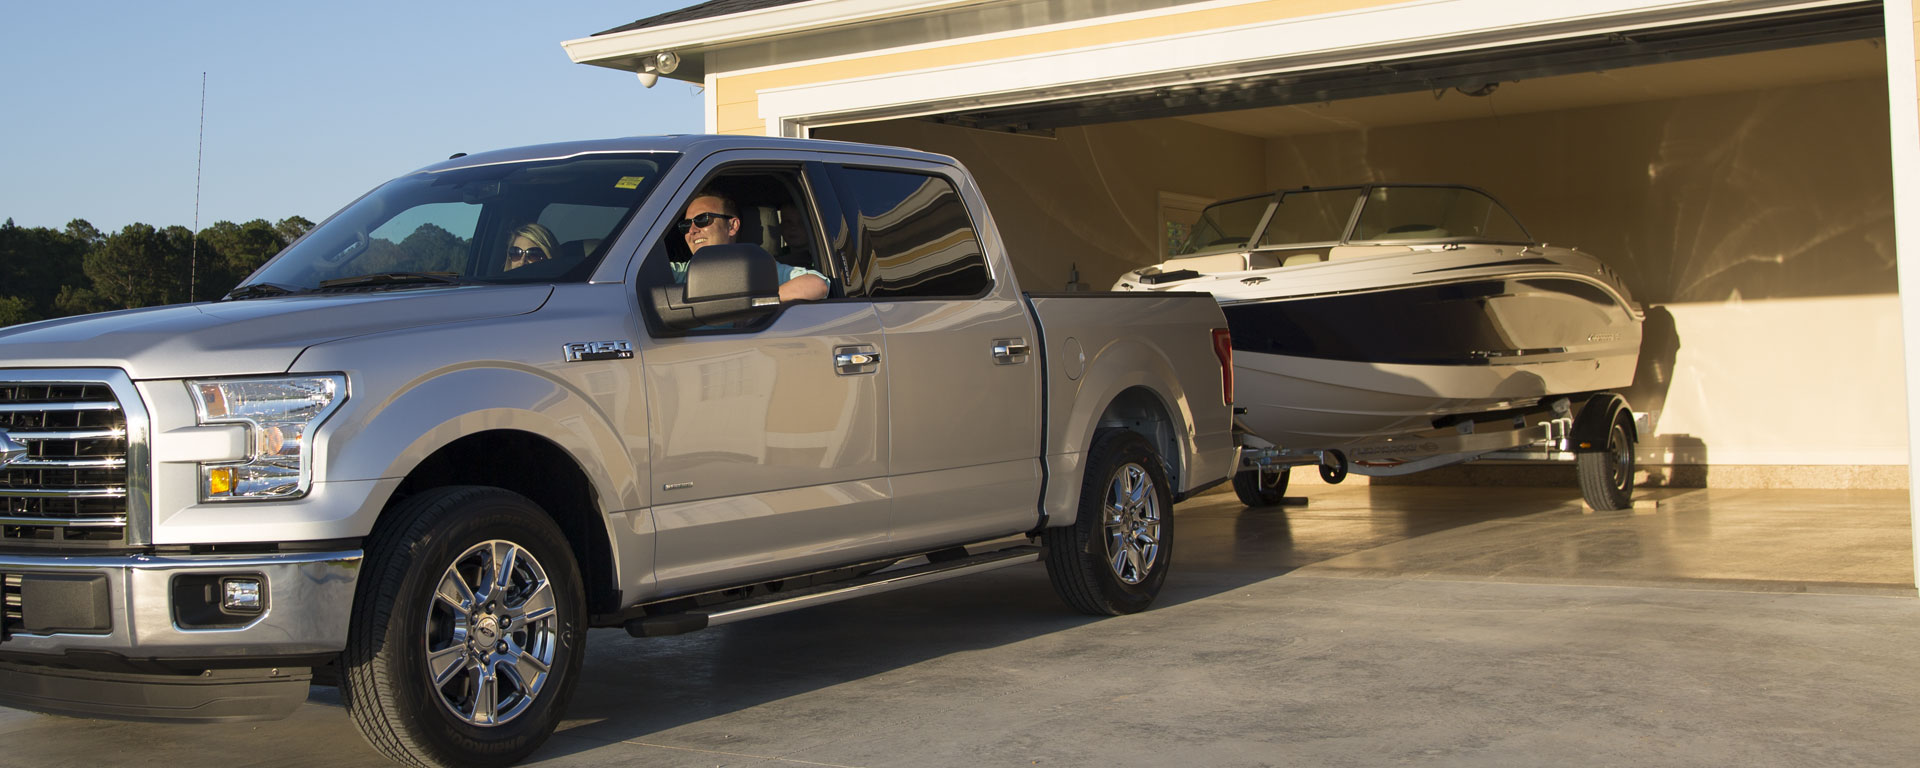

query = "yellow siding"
[714,0,1402,124]
[715,99,766,135]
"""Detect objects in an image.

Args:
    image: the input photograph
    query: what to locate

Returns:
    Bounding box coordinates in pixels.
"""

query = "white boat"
[1115,184,1644,468]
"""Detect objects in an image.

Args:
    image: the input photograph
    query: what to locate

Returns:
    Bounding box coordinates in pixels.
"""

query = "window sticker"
[614,176,646,189]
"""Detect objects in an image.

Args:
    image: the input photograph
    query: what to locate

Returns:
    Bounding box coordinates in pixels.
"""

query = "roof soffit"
[562,0,1000,78]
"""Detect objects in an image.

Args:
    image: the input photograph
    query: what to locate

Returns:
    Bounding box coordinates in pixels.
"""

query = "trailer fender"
[1569,393,1633,452]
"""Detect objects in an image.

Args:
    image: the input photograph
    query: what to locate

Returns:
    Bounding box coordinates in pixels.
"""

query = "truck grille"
[0,382,131,548]
[1,573,20,638]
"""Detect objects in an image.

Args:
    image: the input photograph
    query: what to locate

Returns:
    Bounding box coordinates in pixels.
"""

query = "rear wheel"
[1043,430,1174,615]
[1577,409,1636,511]
[1231,466,1289,507]
[343,486,586,768]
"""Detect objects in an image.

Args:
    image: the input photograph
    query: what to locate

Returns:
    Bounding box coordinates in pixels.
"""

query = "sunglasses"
[675,212,735,233]
[506,246,548,263]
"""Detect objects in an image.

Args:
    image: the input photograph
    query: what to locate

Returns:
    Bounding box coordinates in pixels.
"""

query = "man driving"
[676,192,829,303]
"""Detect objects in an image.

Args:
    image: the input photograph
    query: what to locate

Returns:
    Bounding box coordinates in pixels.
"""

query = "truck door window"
[639,168,835,335]
[833,167,989,299]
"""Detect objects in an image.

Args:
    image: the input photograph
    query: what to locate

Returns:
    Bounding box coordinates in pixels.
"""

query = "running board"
[625,545,1041,638]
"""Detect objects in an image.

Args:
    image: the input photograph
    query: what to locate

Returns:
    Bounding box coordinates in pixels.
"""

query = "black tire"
[1319,451,1348,484]
[1043,430,1174,616]
[343,486,587,768]
[1577,408,1636,511]
[1231,466,1289,507]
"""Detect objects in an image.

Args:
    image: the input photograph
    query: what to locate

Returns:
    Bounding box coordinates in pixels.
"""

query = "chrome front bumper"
[0,549,361,661]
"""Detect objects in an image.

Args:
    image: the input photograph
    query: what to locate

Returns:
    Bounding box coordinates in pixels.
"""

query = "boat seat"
[1163,253,1248,274]
[1280,252,1326,267]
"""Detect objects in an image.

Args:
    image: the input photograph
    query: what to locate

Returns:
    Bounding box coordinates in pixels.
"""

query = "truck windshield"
[239,153,676,293]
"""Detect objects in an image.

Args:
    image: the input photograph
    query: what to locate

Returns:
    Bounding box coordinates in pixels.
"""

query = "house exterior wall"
[709,0,1404,135]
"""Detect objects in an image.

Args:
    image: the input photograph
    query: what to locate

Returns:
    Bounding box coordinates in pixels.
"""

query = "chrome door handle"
[833,346,881,375]
[992,340,1031,361]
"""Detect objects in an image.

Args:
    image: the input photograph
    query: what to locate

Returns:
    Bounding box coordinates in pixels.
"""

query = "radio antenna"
[190,72,205,301]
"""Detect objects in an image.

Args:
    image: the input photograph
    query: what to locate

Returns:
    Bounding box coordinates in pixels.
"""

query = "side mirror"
[649,243,782,330]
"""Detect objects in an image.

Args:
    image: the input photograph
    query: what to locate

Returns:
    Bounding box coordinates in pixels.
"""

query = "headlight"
[187,375,347,501]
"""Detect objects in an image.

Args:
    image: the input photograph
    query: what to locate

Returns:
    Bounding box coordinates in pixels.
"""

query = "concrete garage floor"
[2,483,1916,767]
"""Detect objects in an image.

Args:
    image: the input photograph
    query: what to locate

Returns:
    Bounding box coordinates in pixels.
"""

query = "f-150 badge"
[563,340,634,363]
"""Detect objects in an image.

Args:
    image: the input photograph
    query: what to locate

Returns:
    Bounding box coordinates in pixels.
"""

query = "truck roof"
[415,134,959,175]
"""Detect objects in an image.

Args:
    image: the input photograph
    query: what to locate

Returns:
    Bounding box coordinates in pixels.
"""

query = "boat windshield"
[1350,185,1530,243]
[237,152,677,294]
[1259,188,1365,247]
[1177,195,1274,256]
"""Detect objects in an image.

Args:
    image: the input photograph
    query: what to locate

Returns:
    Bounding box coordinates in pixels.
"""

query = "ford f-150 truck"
[0,135,1236,767]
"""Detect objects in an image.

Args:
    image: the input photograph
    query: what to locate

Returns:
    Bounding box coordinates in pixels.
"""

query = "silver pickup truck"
[0,135,1235,767]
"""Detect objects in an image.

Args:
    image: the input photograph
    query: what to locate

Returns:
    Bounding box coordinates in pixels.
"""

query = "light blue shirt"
[670,260,825,286]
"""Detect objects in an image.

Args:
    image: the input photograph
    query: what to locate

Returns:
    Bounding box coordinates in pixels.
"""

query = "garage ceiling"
[1173,38,1887,139]
[921,1,1884,137]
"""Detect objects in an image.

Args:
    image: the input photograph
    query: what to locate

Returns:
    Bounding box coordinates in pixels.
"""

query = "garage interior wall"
[821,72,1904,487]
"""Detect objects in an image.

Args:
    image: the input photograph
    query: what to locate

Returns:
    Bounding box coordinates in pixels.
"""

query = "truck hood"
[0,285,553,379]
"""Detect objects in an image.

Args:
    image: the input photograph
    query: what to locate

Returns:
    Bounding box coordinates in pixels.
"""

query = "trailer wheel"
[1319,450,1348,484]
[1232,466,1289,507]
[343,486,586,768]
[1577,409,1636,511]
[1043,430,1173,616]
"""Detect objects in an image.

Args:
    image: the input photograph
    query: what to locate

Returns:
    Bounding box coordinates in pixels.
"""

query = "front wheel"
[343,486,586,768]
[1043,430,1174,615]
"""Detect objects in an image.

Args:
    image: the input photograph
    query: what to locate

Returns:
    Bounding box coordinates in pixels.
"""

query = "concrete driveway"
[3,483,1914,767]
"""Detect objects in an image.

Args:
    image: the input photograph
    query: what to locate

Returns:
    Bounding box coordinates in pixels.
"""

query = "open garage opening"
[815,34,1898,489]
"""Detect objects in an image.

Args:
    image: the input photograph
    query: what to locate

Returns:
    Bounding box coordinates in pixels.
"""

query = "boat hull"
[1111,183,1645,457]
[1222,273,1642,450]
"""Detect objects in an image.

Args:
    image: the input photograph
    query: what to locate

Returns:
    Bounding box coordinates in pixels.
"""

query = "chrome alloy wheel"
[424,540,559,727]
[1103,462,1162,585]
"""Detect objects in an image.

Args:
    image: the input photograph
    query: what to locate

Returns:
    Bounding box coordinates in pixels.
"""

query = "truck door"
[638,163,892,594]
[827,164,1044,550]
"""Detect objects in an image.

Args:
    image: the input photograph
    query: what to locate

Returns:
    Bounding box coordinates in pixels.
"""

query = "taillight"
[1210,327,1234,405]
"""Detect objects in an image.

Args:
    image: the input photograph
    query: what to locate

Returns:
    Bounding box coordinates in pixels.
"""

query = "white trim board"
[1878,0,1920,588]
[752,0,1856,135]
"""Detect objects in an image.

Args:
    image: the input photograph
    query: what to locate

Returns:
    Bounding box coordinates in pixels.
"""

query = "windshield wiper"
[316,271,469,290]
[222,282,302,301]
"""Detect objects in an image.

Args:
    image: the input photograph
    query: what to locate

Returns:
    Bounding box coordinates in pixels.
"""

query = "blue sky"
[0,1,704,233]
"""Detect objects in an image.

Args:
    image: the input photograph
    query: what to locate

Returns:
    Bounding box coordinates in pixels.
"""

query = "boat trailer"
[1233,392,1649,511]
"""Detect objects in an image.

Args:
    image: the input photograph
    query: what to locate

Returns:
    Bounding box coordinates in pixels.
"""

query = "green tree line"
[0,216,313,327]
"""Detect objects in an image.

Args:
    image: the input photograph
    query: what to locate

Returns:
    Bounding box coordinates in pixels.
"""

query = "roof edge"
[561,0,996,75]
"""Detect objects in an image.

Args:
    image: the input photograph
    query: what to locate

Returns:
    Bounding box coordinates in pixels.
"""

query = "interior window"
[834,167,989,299]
